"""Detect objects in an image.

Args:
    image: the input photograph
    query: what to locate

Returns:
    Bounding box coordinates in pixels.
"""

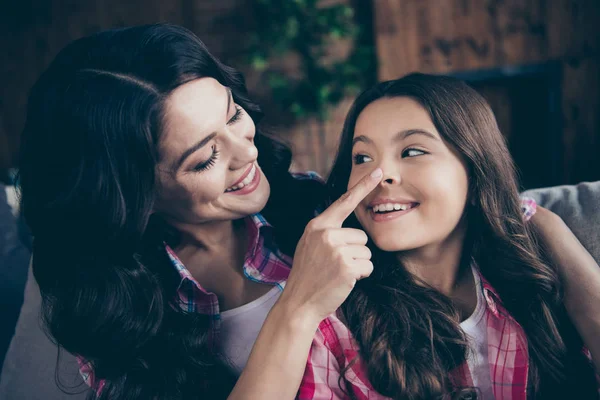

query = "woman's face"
[348,96,470,253]
[154,78,270,225]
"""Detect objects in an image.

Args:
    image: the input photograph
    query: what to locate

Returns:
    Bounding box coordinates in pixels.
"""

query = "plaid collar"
[164,212,291,313]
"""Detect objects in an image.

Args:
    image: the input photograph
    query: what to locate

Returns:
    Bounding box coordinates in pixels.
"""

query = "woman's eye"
[403,148,426,158]
[193,145,220,172]
[227,106,243,125]
[353,154,373,165]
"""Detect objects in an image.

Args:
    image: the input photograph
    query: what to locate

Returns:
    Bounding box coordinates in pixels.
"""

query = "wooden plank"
[0,0,248,172]
[373,0,600,186]
[374,0,600,79]
[561,56,600,184]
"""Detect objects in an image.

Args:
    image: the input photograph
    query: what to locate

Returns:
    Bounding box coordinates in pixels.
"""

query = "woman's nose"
[228,130,258,170]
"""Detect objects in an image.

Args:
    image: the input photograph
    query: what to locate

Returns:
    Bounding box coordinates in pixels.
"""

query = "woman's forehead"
[159,78,228,161]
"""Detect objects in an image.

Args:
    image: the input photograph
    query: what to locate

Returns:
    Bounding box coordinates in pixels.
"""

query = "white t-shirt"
[217,282,285,375]
[217,269,495,398]
[460,268,494,399]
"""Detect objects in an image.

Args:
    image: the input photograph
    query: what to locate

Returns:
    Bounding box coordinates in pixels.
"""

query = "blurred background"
[1,0,599,189]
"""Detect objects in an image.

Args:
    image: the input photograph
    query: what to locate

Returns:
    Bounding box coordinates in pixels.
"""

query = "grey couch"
[1,182,599,400]
[0,185,31,375]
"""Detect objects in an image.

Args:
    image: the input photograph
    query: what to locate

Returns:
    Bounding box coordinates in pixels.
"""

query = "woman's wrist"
[270,293,322,335]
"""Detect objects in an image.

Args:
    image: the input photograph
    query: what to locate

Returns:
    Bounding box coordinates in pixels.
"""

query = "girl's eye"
[227,106,243,125]
[353,154,373,165]
[402,148,427,158]
[193,145,220,172]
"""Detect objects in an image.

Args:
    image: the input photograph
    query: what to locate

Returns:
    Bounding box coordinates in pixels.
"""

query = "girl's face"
[348,96,470,253]
[153,78,270,226]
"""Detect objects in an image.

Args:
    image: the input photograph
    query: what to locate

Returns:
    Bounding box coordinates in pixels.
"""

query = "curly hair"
[18,24,325,399]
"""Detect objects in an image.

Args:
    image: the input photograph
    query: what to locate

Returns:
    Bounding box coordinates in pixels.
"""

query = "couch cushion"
[0,265,90,400]
[0,185,31,375]
[523,180,600,262]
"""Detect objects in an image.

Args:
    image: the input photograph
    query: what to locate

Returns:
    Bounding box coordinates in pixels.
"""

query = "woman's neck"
[172,218,249,280]
[168,217,274,311]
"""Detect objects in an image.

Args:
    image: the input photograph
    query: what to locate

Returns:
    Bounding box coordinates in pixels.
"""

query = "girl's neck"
[397,219,470,297]
[396,219,478,320]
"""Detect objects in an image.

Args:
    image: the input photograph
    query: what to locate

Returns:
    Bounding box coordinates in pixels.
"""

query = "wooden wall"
[2,1,598,184]
[0,0,362,179]
[373,0,600,186]
[0,0,277,175]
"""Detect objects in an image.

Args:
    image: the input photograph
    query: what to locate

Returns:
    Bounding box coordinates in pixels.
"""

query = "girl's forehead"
[354,98,439,142]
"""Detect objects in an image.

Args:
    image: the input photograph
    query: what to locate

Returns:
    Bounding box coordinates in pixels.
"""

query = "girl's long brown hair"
[327,73,597,399]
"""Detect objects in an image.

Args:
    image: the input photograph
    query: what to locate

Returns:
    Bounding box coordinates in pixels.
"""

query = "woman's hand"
[531,206,600,370]
[279,168,383,324]
[229,169,382,400]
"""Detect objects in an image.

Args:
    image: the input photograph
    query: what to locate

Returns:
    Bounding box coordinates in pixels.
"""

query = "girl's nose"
[380,164,402,185]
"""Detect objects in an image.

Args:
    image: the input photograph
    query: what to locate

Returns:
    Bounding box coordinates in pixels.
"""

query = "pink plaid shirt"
[298,273,530,400]
[297,198,541,400]
[80,195,539,396]
[78,172,323,390]
[79,213,295,390]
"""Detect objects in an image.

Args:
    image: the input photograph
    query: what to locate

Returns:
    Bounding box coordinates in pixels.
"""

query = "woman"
[18,23,378,399]
[299,73,600,399]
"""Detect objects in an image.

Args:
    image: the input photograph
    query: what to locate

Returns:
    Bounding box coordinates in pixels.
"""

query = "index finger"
[318,168,382,227]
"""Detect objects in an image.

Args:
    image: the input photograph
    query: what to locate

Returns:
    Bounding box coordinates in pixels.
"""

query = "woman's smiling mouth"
[225,163,260,195]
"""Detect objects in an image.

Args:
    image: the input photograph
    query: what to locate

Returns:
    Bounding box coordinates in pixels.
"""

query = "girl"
[299,73,599,399]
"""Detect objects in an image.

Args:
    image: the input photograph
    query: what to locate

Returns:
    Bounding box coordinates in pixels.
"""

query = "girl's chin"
[370,237,420,253]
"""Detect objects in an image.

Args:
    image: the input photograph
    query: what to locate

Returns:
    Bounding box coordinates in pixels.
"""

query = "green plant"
[247,0,375,120]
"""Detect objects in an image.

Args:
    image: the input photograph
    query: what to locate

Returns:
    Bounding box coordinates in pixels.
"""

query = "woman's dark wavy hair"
[327,73,597,399]
[18,23,325,399]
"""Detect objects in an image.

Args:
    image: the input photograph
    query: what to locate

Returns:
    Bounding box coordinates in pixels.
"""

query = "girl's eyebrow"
[394,129,439,142]
[352,135,372,147]
[352,129,439,149]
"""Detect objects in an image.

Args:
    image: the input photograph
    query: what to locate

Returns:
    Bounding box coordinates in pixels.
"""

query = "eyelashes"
[227,106,243,125]
[194,105,244,172]
[192,106,243,172]
[352,148,428,165]
[193,145,220,172]
[353,154,373,165]
[402,148,426,157]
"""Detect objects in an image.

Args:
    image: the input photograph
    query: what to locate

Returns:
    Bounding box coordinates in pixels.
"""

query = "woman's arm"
[229,169,382,399]
[532,206,600,370]
[228,301,321,400]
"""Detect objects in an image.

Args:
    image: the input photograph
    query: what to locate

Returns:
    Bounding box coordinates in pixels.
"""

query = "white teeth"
[226,165,257,192]
[372,203,411,213]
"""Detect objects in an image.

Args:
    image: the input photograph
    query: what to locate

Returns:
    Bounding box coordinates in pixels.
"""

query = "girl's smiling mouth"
[367,198,420,222]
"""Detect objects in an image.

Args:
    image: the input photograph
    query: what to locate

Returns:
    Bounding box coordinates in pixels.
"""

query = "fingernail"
[370,168,382,178]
